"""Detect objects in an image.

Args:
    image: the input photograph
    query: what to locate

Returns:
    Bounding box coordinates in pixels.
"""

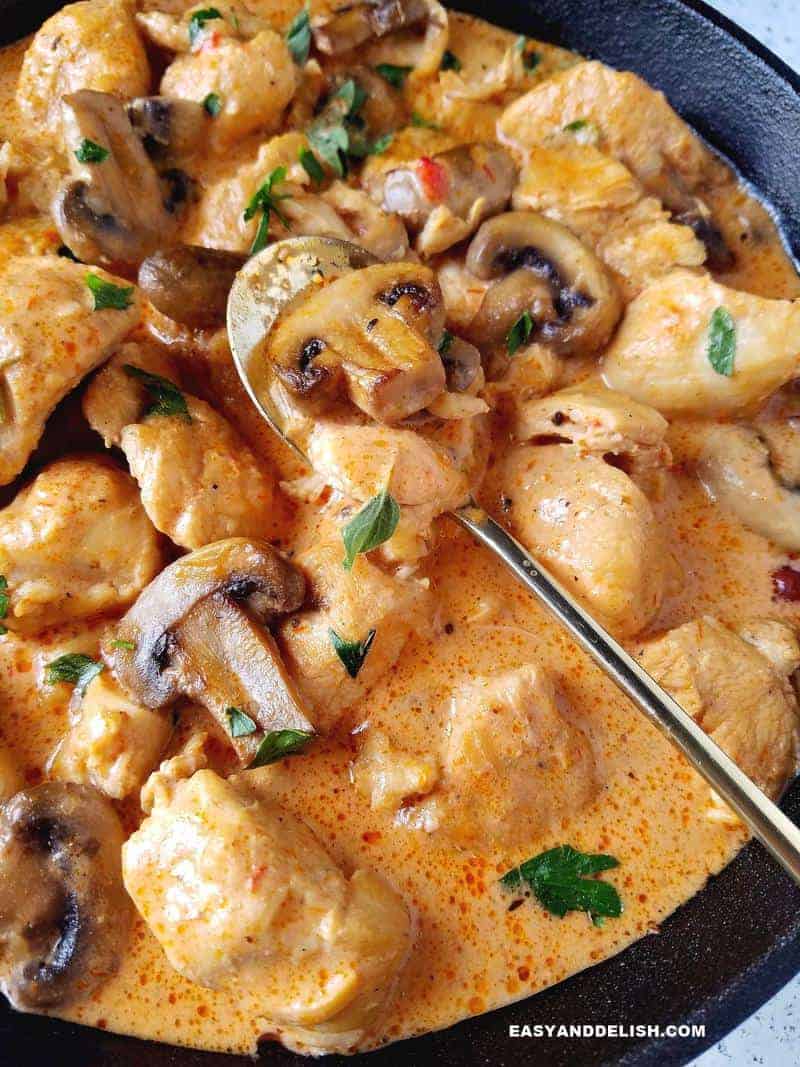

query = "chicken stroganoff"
[0,0,799,1057]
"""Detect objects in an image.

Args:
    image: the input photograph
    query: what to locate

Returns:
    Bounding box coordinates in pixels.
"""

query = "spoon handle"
[453,505,800,887]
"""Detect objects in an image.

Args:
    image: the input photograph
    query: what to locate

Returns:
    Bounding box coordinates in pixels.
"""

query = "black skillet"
[1,0,799,1063]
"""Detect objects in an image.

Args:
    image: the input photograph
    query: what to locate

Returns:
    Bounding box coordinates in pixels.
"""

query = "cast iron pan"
[2,0,799,1063]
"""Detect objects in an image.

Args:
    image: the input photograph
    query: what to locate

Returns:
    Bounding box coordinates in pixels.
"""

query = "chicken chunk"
[495,443,665,637]
[0,458,163,634]
[51,672,172,800]
[352,730,439,813]
[0,256,141,486]
[410,665,598,846]
[83,349,277,550]
[122,769,411,1053]
[160,31,297,152]
[17,0,150,150]
[602,269,800,416]
[639,617,800,817]
[279,531,432,731]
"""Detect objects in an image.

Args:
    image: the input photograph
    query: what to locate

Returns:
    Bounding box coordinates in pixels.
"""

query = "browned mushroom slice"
[138,246,247,328]
[53,90,183,267]
[313,0,429,55]
[128,96,208,159]
[108,538,313,761]
[267,261,447,422]
[466,211,622,357]
[0,782,131,1010]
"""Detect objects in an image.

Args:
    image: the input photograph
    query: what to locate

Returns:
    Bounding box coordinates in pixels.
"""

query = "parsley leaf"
[45,653,104,695]
[501,844,622,926]
[437,330,455,356]
[202,91,222,116]
[342,489,400,570]
[367,132,393,155]
[0,575,8,635]
[563,118,600,145]
[123,364,192,422]
[286,5,311,65]
[329,627,376,678]
[226,706,257,737]
[507,310,534,355]
[188,7,222,46]
[249,729,314,767]
[307,79,367,177]
[109,639,136,651]
[86,272,134,311]
[411,111,439,129]
[374,63,412,89]
[299,146,325,186]
[440,49,462,72]
[243,166,291,255]
[74,139,108,163]
[707,306,736,377]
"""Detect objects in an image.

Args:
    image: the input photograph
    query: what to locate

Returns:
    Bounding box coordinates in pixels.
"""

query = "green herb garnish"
[188,7,222,46]
[45,653,104,694]
[123,364,192,422]
[440,49,462,72]
[501,844,622,927]
[243,166,292,255]
[514,35,541,71]
[202,92,222,116]
[109,639,136,651]
[342,489,400,570]
[374,63,412,88]
[411,111,439,130]
[249,729,314,767]
[226,706,258,737]
[307,79,367,177]
[74,139,108,163]
[367,132,393,155]
[707,306,736,377]
[0,576,8,635]
[86,273,134,311]
[286,5,311,65]
[299,146,325,186]
[437,330,455,356]
[507,310,534,355]
[329,627,376,678]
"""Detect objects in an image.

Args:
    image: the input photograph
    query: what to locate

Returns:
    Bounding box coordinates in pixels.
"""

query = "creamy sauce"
[1,5,799,1059]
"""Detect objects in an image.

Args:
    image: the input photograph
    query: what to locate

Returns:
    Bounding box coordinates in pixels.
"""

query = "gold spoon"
[228,236,800,886]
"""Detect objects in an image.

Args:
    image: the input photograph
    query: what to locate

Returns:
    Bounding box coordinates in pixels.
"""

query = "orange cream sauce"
[1,8,800,1059]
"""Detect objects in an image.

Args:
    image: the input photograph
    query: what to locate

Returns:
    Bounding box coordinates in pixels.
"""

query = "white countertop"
[688,9,799,1066]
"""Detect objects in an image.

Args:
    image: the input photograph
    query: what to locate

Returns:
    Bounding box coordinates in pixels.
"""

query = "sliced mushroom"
[266,258,447,423]
[313,0,429,55]
[108,538,313,760]
[128,96,208,159]
[440,335,483,395]
[466,211,622,357]
[0,782,131,1010]
[697,423,800,551]
[138,245,247,328]
[53,90,182,267]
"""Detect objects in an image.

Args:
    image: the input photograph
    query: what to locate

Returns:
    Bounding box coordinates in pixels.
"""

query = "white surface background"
[686,7,799,1066]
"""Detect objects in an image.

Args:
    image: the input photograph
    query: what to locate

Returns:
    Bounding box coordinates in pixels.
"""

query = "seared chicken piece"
[83,347,277,550]
[353,729,439,812]
[495,443,665,637]
[280,530,432,731]
[602,269,800,416]
[16,0,149,150]
[410,665,598,845]
[52,672,172,800]
[160,31,297,152]
[0,256,141,486]
[122,769,411,1053]
[639,617,800,819]
[0,457,163,634]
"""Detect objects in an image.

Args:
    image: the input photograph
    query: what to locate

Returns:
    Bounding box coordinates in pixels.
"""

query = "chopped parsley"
[202,92,222,116]
[374,63,413,89]
[507,310,534,355]
[286,5,311,65]
[707,306,736,377]
[307,79,368,177]
[109,639,136,651]
[440,49,462,72]
[243,165,292,255]
[249,728,314,768]
[0,576,8,635]
[329,627,376,678]
[501,844,622,927]
[299,146,325,186]
[563,118,600,145]
[342,489,400,570]
[188,7,222,47]
[74,139,108,163]
[86,273,134,311]
[45,653,104,695]
[226,706,257,737]
[123,364,192,422]
[411,111,439,130]
[437,329,455,356]
[368,132,393,156]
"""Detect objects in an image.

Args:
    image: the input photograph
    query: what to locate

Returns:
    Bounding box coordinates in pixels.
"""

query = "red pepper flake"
[362,830,381,844]
[417,157,449,202]
[772,565,800,601]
